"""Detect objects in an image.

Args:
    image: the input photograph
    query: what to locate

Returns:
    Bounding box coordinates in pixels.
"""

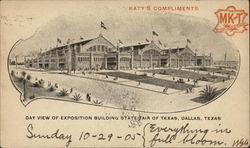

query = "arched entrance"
[142,49,161,68]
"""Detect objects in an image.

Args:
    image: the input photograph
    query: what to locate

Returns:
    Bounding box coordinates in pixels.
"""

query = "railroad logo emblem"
[213,6,248,36]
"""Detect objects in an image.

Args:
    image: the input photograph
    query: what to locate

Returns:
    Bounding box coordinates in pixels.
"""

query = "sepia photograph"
[9,9,239,113]
[1,0,249,147]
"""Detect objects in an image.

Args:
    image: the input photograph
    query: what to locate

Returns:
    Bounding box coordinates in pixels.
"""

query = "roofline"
[97,34,116,48]
[38,38,94,55]
[161,47,186,51]
[119,43,150,48]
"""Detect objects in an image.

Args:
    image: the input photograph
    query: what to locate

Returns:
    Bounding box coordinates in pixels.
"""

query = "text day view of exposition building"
[24,31,213,73]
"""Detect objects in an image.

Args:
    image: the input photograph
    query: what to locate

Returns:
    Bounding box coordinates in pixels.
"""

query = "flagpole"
[117,42,119,52]
[151,25,154,42]
[100,23,102,35]
[152,32,154,42]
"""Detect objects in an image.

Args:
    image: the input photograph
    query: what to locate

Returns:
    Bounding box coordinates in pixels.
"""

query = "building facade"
[24,34,213,72]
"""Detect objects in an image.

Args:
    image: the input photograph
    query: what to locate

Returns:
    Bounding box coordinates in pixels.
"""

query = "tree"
[21,71,31,101]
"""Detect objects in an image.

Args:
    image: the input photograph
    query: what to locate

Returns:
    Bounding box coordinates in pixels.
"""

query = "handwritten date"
[26,123,246,147]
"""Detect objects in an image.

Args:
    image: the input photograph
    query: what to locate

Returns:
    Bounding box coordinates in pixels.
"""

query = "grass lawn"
[10,71,143,110]
[140,68,230,82]
[98,71,194,90]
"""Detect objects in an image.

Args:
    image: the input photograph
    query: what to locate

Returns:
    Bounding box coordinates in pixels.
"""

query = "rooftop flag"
[118,40,123,44]
[66,39,71,44]
[152,31,159,36]
[101,21,107,30]
[158,40,162,45]
[163,43,167,48]
[57,38,62,43]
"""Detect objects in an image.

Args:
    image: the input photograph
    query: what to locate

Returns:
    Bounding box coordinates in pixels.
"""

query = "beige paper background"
[0,0,249,147]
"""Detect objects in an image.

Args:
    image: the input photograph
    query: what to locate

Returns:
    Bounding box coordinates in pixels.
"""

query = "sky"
[2,0,245,61]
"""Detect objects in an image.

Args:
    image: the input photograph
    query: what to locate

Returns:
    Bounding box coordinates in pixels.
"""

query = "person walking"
[163,87,168,95]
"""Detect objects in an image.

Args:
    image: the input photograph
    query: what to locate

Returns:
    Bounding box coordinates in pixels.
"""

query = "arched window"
[143,49,160,56]
[87,45,111,52]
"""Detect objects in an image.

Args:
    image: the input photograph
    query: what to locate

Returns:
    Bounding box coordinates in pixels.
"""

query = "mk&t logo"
[213,6,248,36]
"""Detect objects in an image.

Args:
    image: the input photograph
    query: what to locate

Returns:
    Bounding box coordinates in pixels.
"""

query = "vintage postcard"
[0,0,249,147]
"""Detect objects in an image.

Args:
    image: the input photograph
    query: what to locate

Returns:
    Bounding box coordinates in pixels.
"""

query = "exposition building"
[24,33,213,72]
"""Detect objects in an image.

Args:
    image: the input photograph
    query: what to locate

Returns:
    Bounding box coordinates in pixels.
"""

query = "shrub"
[201,77,209,81]
[86,93,91,101]
[177,78,185,83]
[58,88,69,96]
[142,73,147,76]
[92,99,103,105]
[72,93,81,101]
[199,85,218,101]
[48,85,56,92]
[33,79,45,87]
[210,76,218,79]
[21,71,26,78]
[200,67,207,71]
[29,94,36,99]
[26,75,31,81]
[11,70,15,77]
[113,77,118,80]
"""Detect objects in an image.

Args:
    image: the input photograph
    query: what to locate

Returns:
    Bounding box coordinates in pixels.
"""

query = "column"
[74,46,78,71]
[64,48,68,70]
[158,55,161,67]
[203,54,205,66]
[24,56,27,68]
[104,55,107,69]
[31,59,34,68]
[42,56,45,69]
[189,56,192,66]
[90,52,93,70]
[37,57,39,69]
[140,54,143,68]
[150,54,152,68]
[130,47,134,70]
[55,50,59,70]
[117,52,120,70]
[68,45,72,74]
[169,49,171,68]
[49,51,52,70]
[177,48,180,68]
[195,52,197,66]
[182,56,184,67]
